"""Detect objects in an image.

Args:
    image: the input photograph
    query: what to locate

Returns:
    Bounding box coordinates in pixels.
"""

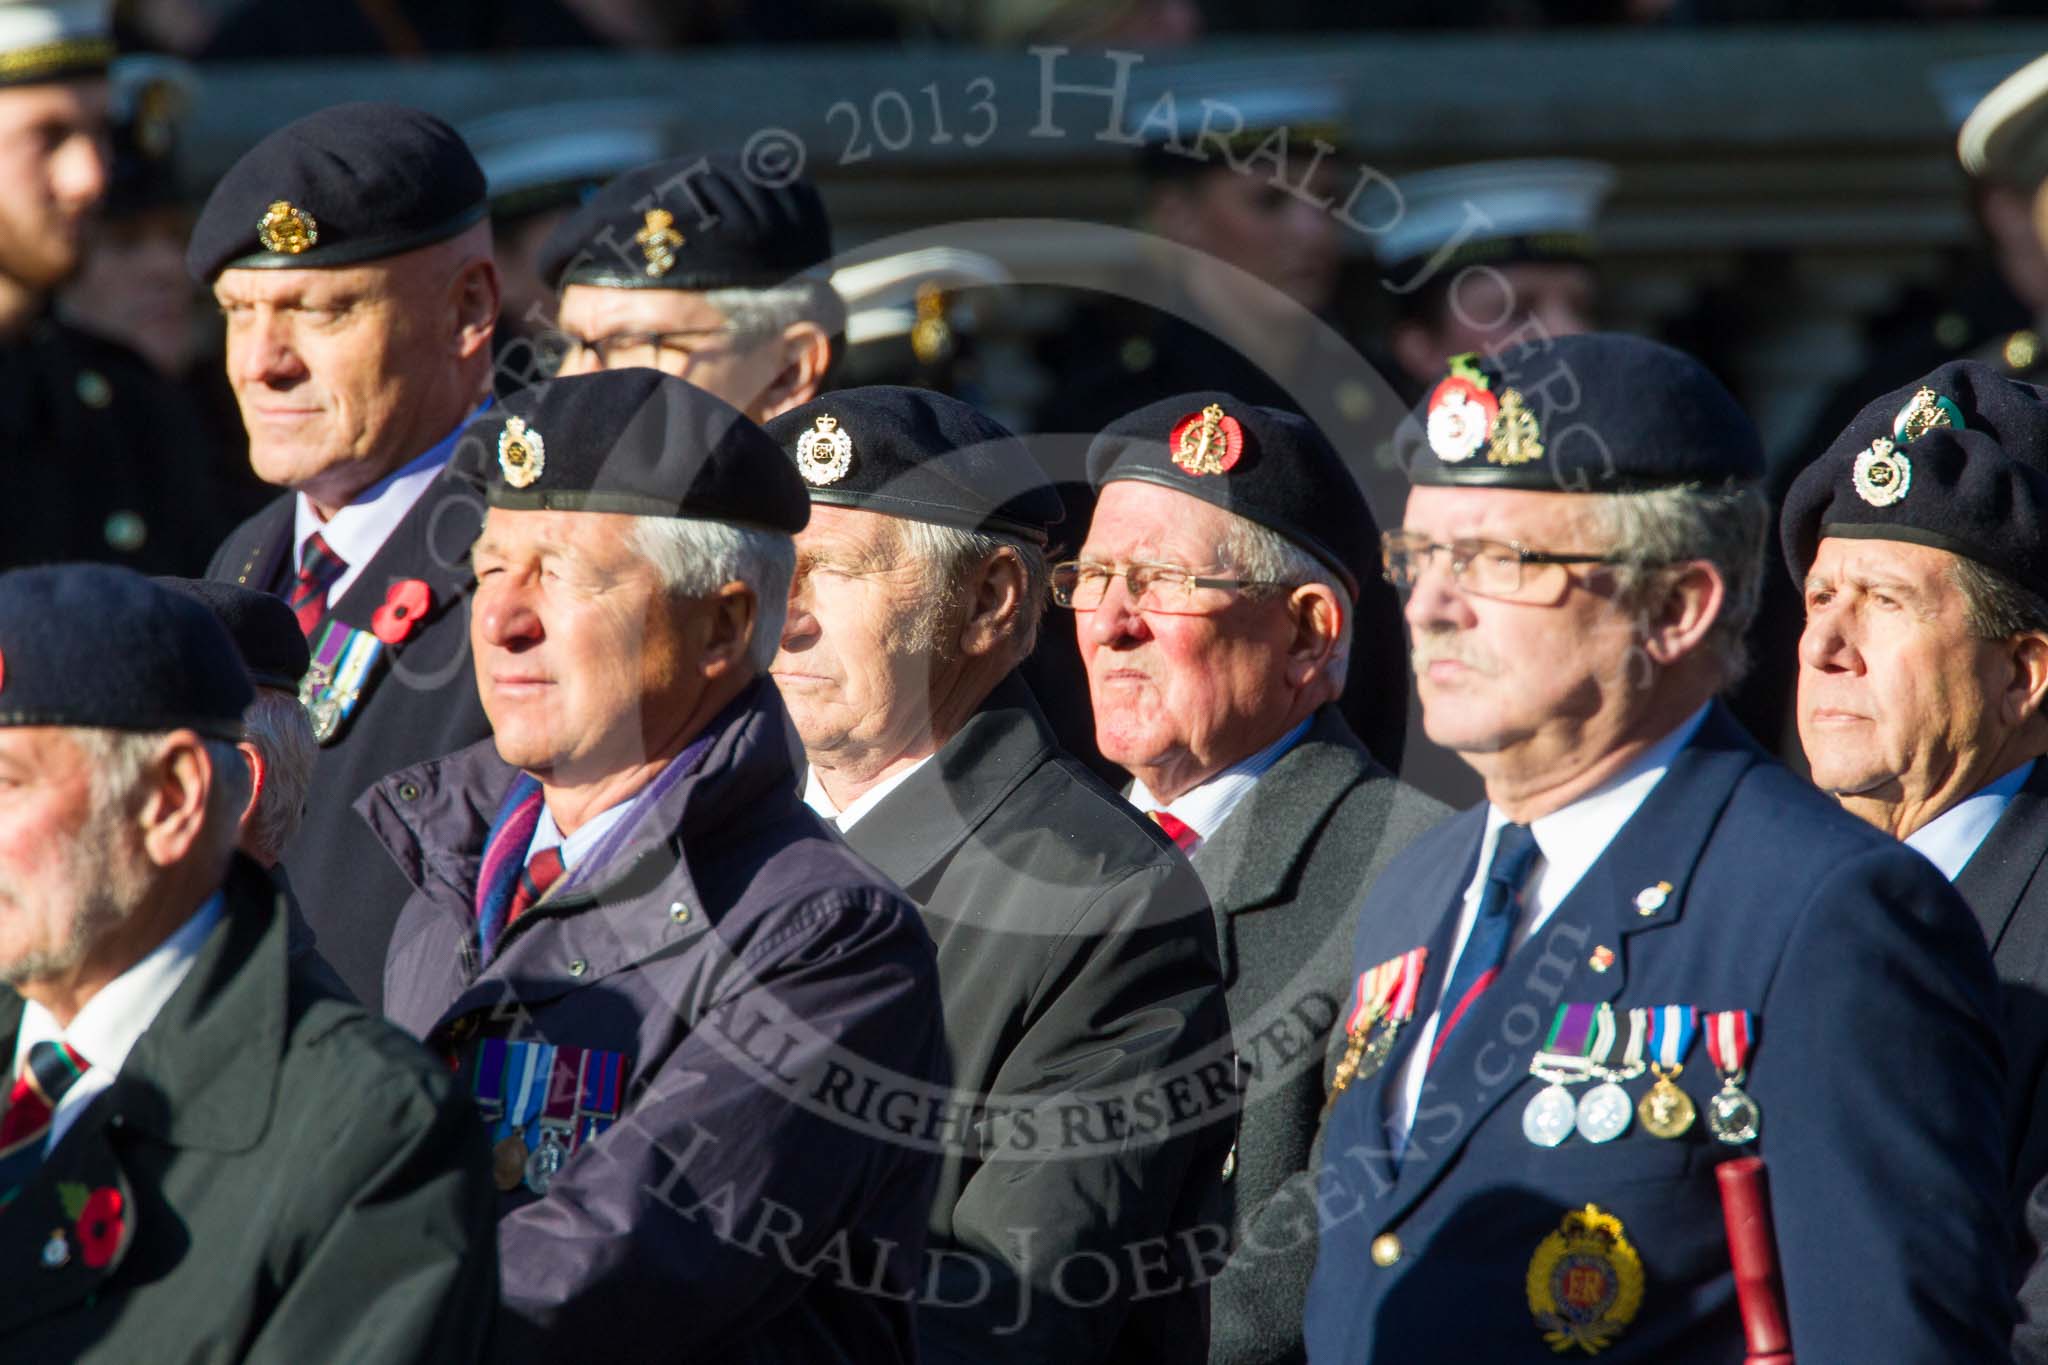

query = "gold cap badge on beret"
[1170,403,1244,476]
[498,416,546,489]
[256,200,318,255]
[795,414,853,486]
[1892,385,1963,445]
[1526,1204,1643,1354]
[636,209,683,278]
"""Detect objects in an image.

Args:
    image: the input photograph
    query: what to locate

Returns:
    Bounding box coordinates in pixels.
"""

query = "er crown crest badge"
[1169,403,1244,476]
[637,209,684,278]
[499,416,546,488]
[796,414,854,485]
[256,200,317,255]
[1526,1204,1644,1355]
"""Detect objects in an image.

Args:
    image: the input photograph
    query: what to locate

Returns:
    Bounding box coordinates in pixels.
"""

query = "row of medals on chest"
[1520,1003,1758,1148]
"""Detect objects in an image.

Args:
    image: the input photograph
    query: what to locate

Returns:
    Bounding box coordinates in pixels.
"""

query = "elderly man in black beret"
[0,564,495,1363]
[539,151,842,422]
[1781,359,2048,1356]
[1306,334,2008,1362]
[191,101,502,1008]
[0,3,232,575]
[763,386,1230,1364]
[1070,393,1445,1365]
[366,368,947,1364]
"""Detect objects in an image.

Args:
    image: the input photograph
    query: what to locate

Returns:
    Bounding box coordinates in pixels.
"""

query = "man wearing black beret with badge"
[541,151,843,422]
[765,386,1230,1364]
[1304,334,2009,1362]
[0,564,496,1363]
[1781,359,2048,1355]
[1072,393,1446,1365]
[366,368,948,1364]
[192,101,502,1008]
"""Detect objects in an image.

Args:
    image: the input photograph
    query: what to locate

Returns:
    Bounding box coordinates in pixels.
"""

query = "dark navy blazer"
[1304,703,2011,1363]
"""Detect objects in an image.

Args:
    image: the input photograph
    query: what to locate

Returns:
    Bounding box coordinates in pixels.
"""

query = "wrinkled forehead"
[212,259,399,306]
[1399,483,1602,546]
[1080,479,1239,563]
[476,505,642,566]
[1805,533,1962,588]
[556,282,729,333]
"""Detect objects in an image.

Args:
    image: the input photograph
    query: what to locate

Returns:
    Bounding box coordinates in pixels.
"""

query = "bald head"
[216,219,501,513]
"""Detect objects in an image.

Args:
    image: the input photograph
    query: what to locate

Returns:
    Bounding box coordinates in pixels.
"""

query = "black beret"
[1780,359,2048,598]
[462,368,807,533]
[186,103,487,282]
[1401,333,1764,493]
[0,565,253,740]
[154,577,309,692]
[1086,393,1376,597]
[538,151,832,292]
[765,387,1063,544]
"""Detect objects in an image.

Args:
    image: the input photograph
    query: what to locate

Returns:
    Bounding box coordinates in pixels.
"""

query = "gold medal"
[492,1134,529,1192]
[1638,1064,1695,1139]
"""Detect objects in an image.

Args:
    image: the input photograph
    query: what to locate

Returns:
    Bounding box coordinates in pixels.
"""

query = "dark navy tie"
[1427,823,1541,1068]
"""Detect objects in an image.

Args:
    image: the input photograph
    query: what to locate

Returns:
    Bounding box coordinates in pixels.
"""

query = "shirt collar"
[530,798,636,872]
[804,756,934,831]
[1128,716,1312,842]
[1483,703,1712,908]
[292,400,487,579]
[1905,758,2036,882]
[16,892,224,1077]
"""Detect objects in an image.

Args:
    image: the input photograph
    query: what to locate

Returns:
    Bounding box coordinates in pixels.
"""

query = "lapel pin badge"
[41,1227,69,1269]
[1589,945,1616,973]
[1634,881,1672,916]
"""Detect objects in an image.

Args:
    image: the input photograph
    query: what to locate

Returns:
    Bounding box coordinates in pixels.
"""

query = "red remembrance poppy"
[371,579,433,645]
[77,1186,123,1268]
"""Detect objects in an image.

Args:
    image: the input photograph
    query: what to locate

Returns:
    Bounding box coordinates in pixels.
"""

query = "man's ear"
[752,323,833,422]
[2003,631,2048,731]
[1282,583,1345,693]
[138,731,214,869]
[698,581,759,681]
[452,256,502,362]
[235,739,267,834]
[959,548,1027,661]
[1639,560,1726,668]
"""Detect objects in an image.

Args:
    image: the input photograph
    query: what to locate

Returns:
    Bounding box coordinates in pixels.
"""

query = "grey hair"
[1581,483,1769,689]
[897,519,1051,660]
[631,516,797,671]
[1217,513,1355,689]
[240,689,317,864]
[702,278,846,349]
[1950,555,2048,642]
[73,728,252,870]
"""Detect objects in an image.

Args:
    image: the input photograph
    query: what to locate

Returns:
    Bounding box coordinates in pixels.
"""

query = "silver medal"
[1707,1083,1761,1145]
[1575,1080,1634,1144]
[1522,1083,1578,1147]
[524,1131,567,1193]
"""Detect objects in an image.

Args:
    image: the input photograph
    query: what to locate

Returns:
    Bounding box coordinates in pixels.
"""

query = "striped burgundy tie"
[1148,809,1200,854]
[508,846,566,929]
[0,1040,90,1206]
[289,531,347,637]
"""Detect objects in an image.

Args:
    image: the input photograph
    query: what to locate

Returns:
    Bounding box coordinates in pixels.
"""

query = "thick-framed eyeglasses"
[1050,560,1288,614]
[1379,531,1627,600]
[545,327,738,374]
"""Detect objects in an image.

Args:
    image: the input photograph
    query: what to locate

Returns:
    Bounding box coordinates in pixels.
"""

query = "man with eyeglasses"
[765,386,1228,1364]
[1305,334,2009,1362]
[1070,392,1445,1365]
[537,151,842,422]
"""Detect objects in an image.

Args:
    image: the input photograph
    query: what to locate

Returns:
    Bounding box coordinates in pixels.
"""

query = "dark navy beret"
[1780,359,2048,598]
[461,368,807,533]
[0,565,253,740]
[1086,393,1377,597]
[1401,333,1764,493]
[155,577,308,692]
[186,103,487,282]
[538,151,832,292]
[765,387,1063,544]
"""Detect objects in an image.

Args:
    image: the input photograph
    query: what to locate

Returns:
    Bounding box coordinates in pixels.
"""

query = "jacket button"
[398,782,421,802]
[568,959,588,977]
[1370,1233,1402,1267]
[669,901,690,923]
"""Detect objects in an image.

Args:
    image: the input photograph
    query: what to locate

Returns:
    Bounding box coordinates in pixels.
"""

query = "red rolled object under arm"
[1717,1155,1794,1365]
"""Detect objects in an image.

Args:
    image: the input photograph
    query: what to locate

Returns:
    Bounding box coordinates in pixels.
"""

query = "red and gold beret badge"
[1427,354,1545,468]
[1169,403,1244,476]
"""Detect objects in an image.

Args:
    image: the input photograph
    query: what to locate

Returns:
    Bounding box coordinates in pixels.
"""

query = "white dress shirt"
[529,799,636,873]
[291,405,482,602]
[11,893,223,1154]
[804,757,934,831]
[1127,716,1313,850]
[1385,705,1710,1148]
[1905,759,2035,883]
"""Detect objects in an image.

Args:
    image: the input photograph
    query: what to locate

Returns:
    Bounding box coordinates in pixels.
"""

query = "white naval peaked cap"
[462,100,670,215]
[1959,51,2048,185]
[0,0,110,85]
[1931,54,2037,137]
[1370,158,1617,272]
